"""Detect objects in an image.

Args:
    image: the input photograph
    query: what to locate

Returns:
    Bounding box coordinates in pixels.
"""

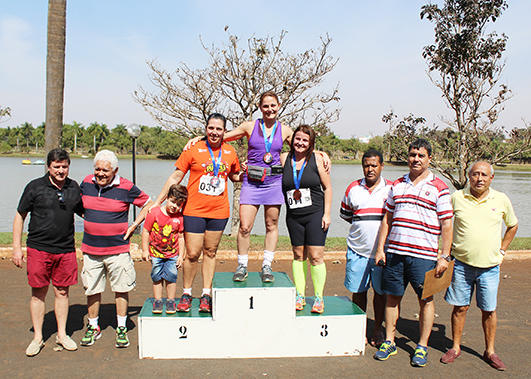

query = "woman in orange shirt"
[152,113,242,313]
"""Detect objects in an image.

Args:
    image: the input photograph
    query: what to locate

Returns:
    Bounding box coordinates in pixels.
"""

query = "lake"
[2,157,530,237]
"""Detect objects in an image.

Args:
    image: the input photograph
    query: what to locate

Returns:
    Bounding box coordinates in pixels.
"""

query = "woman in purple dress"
[225,92,293,282]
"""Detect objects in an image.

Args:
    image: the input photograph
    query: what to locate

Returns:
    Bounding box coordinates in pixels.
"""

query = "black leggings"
[286,210,328,246]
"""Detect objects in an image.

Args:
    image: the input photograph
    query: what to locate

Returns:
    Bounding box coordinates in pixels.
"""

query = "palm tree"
[20,122,34,150]
[44,0,67,155]
[86,122,110,153]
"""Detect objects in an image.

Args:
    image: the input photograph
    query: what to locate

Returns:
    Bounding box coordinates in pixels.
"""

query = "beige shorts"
[82,252,136,296]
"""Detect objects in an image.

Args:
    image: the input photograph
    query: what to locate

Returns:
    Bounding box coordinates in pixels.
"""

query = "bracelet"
[499,249,506,256]
[132,221,138,227]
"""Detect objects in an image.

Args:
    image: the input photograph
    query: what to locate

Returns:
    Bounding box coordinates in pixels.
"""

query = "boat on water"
[33,160,45,165]
[22,159,31,165]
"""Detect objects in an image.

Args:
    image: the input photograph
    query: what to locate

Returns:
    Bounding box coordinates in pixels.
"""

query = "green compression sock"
[292,259,307,296]
[311,262,327,298]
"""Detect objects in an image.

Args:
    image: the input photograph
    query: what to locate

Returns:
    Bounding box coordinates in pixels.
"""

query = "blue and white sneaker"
[374,340,397,360]
[411,345,428,367]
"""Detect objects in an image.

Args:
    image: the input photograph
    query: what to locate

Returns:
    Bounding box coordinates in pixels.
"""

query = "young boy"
[142,184,188,314]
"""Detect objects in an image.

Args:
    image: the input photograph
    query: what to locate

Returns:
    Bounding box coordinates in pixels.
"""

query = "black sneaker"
[261,265,275,282]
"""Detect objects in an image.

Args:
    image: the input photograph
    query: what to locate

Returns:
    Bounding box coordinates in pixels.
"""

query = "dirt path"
[1,257,530,378]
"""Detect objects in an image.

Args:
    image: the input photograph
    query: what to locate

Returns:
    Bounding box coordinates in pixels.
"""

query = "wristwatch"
[439,254,451,262]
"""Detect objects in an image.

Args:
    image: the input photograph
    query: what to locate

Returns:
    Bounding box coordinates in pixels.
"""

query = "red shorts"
[26,247,78,288]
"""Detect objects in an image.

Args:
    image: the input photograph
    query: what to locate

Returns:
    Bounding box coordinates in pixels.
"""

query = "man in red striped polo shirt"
[374,139,453,367]
[79,150,153,349]
[340,149,392,347]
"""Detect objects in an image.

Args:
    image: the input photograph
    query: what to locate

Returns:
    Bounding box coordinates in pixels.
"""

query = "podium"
[138,272,366,359]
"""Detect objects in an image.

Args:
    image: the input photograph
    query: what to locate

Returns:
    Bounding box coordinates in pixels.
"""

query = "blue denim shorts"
[382,253,436,298]
[344,248,383,295]
[444,259,500,312]
[150,256,178,283]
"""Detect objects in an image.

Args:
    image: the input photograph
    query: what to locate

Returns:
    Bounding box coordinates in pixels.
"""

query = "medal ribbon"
[206,140,222,178]
[261,120,278,154]
[292,155,307,190]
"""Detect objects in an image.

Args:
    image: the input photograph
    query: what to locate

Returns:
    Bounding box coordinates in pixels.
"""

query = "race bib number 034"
[198,175,225,196]
[286,188,312,209]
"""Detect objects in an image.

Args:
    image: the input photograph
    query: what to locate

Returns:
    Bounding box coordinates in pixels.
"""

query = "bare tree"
[134,29,340,234]
[386,1,531,190]
[45,0,67,154]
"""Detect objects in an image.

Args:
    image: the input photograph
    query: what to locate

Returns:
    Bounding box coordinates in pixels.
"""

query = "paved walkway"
[1,255,530,378]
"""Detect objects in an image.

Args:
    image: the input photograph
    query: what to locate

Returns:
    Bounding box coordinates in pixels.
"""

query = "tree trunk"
[44,0,67,155]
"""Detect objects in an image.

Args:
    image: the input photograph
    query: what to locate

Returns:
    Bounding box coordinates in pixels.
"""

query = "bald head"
[469,161,494,176]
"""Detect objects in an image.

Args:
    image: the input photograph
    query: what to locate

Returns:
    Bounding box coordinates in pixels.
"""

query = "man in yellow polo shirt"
[440,162,518,371]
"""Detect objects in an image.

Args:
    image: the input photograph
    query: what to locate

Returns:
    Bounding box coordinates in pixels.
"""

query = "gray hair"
[468,161,494,176]
[94,150,119,170]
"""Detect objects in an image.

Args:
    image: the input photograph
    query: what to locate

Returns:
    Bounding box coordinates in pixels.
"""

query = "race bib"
[286,188,312,209]
[198,175,225,196]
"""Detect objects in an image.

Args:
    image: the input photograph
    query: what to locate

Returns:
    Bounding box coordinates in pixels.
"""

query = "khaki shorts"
[82,252,136,296]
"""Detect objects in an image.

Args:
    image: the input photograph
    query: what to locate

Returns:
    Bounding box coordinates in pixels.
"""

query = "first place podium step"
[138,272,366,359]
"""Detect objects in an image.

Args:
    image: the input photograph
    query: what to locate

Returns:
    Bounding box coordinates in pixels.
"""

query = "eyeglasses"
[57,190,65,206]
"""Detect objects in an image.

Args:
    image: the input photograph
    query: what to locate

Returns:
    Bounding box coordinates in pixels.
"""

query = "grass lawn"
[1,232,529,251]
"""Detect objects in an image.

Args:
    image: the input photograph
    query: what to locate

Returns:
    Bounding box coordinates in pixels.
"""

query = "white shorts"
[82,252,136,296]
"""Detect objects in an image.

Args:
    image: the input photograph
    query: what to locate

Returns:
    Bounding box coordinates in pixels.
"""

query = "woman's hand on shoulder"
[316,151,331,174]
[183,136,202,151]
[282,124,294,144]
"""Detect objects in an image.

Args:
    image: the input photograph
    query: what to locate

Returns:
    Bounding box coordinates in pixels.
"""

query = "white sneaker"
[26,339,45,356]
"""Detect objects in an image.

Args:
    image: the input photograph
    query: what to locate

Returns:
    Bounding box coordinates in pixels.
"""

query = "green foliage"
[62,121,85,153]
[156,131,187,157]
[137,125,160,154]
[383,111,427,162]
[366,135,386,155]
[85,122,110,152]
[0,141,12,153]
[384,0,531,190]
[107,124,131,154]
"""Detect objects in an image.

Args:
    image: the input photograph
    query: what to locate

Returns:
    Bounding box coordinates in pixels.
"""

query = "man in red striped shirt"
[374,139,453,367]
[79,150,153,349]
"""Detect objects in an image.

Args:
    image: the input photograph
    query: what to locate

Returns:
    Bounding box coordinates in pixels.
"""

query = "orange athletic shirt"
[175,140,240,219]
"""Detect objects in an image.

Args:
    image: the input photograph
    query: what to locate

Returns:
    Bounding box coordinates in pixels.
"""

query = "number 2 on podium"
[179,325,188,339]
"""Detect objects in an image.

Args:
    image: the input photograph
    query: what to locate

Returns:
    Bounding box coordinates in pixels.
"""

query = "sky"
[1,1,530,139]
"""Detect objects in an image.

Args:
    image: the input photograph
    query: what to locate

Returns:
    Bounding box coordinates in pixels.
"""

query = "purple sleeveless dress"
[240,119,285,205]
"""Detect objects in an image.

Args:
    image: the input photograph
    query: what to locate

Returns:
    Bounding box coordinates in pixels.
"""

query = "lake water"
[2,157,530,237]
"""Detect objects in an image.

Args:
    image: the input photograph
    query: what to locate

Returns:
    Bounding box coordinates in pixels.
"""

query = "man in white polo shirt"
[340,149,392,347]
[374,139,453,367]
[440,162,517,371]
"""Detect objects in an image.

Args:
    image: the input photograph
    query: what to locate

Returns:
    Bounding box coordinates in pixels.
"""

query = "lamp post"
[126,123,141,221]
